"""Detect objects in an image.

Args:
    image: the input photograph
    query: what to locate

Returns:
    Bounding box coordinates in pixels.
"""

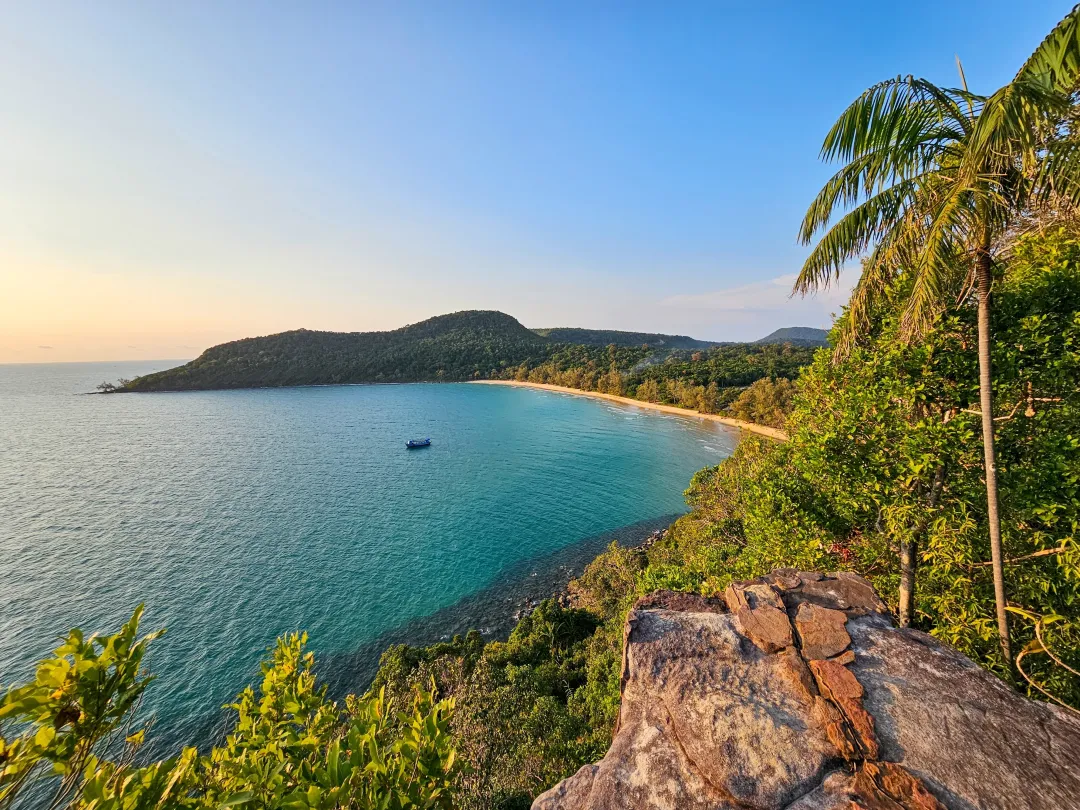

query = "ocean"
[0,361,737,751]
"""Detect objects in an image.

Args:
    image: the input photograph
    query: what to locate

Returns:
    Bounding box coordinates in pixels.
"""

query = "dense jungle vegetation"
[120,310,552,391]
[529,327,719,349]
[8,7,1080,809]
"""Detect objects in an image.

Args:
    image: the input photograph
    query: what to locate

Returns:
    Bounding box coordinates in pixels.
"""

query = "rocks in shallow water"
[532,571,1080,810]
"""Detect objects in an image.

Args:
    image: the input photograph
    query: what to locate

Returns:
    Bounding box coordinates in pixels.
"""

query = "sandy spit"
[470,380,788,442]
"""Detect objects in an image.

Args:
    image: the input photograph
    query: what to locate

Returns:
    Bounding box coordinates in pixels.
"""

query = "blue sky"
[0,1,1073,360]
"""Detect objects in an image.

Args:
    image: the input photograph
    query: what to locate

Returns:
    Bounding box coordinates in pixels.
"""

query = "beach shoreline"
[471,379,788,441]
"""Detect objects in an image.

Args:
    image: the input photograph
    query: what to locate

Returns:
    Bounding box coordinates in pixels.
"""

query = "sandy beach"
[471,380,788,441]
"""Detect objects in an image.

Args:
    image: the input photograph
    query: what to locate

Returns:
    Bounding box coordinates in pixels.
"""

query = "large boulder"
[533,571,1080,810]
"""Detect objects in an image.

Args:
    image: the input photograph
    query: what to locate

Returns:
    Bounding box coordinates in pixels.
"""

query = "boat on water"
[406,438,432,449]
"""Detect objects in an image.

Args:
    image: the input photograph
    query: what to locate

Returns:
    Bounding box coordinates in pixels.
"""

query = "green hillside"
[532,326,719,349]
[123,310,553,391]
[754,326,829,346]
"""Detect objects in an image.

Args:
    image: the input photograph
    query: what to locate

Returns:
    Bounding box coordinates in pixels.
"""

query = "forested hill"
[123,311,554,391]
[532,327,719,349]
[755,326,829,346]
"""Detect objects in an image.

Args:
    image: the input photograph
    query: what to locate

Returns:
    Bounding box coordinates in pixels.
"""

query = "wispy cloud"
[660,271,859,330]
[38,345,53,349]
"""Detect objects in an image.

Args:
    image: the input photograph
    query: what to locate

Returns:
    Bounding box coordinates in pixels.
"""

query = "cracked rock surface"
[531,572,1080,810]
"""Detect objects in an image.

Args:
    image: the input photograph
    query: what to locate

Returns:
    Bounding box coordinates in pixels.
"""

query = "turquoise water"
[0,362,736,749]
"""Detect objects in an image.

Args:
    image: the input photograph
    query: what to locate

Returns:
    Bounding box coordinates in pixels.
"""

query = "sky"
[0,1,1074,362]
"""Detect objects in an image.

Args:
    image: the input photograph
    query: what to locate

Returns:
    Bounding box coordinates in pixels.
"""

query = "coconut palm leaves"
[1016,5,1080,89]
[796,75,1072,347]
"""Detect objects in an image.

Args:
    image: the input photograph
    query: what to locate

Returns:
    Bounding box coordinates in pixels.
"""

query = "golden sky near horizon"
[0,251,434,363]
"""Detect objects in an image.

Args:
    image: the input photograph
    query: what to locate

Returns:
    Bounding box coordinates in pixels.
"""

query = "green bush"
[0,612,459,810]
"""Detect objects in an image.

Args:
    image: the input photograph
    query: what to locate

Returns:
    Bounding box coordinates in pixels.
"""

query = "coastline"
[159,516,678,758]
[471,379,789,441]
[320,515,677,693]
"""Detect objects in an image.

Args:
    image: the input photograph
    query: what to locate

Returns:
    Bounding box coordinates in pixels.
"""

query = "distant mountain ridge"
[536,325,828,349]
[755,327,829,347]
[532,327,719,350]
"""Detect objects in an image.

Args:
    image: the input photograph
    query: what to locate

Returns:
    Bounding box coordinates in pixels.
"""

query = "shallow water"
[0,362,736,748]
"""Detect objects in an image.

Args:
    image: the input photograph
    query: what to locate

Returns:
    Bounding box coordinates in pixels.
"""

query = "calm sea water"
[0,361,736,750]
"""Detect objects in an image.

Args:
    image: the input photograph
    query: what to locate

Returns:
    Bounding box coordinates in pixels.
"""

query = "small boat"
[406,438,432,449]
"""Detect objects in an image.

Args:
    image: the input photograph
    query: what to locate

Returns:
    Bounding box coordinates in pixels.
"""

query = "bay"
[0,361,736,749]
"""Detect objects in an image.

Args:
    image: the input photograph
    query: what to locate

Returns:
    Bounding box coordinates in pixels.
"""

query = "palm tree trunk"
[976,252,1011,663]
[899,464,945,628]
[899,537,916,627]
[898,529,915,630]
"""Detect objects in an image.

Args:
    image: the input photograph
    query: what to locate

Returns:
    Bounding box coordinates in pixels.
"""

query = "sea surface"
[0,361,737,751]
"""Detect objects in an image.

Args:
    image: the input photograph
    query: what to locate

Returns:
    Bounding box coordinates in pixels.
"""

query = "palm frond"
[795,178,925,293]
[964,79,1069,177]
[799,127,962,244]
[820,77,975,165]
[1036,138,1080,207]
[800,78,975,251]
[1015,4,1080,91]
[832,245,901,360]
[900,180,971,339]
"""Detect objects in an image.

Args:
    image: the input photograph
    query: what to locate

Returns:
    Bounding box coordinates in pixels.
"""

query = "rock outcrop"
[533,570,1080,810]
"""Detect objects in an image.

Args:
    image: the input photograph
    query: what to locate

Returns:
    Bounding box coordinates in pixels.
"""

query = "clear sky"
[1,1,1073,362]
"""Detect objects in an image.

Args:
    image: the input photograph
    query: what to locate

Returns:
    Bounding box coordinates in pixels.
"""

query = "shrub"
[0,612,459,810]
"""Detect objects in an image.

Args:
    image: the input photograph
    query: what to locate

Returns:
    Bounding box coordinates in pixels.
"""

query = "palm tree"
[794,7,1080,662]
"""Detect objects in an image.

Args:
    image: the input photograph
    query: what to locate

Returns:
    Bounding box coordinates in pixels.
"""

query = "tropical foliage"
[498,342,813,419]
[725,377,796,429]
[124,311,553,391]
[530,327,717,349]
[0,613,458,810]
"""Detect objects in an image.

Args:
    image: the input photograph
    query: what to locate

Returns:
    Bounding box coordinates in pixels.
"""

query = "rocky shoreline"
[319,515,677,695]
[150,516,679,760]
